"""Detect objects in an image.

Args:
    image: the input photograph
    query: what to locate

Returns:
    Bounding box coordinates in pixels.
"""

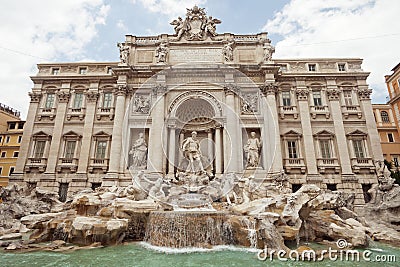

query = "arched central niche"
[176,98,215,124]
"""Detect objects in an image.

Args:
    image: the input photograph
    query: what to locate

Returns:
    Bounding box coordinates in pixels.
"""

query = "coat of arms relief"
[170,5,221,41]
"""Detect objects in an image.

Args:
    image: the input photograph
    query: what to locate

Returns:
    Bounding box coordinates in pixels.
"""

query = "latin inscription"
[169,48,222,63]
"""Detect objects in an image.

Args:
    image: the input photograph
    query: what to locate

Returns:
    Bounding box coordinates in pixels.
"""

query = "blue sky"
[1,0,399,119]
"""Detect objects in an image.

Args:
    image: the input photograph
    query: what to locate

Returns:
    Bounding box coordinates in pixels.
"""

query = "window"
[45,94,55,109]
[327,184,337,191]
[313,91,322,106]
[33,140,46,158]
[102,92,112,108]
[5,136,10,143]
[319,140,332,158]
[388,133,395,143]
[287,140,298,158]
[343,90,353,106]
[353,140,365,158]
[308,64,316,71]
[0,167,2,175]
[9,167,14,176]
[280,64,287,72]
[393,156,399,167]
[96,141,107,159]
[64,141,76,159]
[9,122,16,129]
[52,68,60,75]
[338,64,346,72]
[1,152,5,158]
[18,122,24,129]
[17,136,22,143]
[13,151,19,158]
[282,91,291,106]
[79,67,87,75]
[107,67,112,74]
[73,93,84,109]
[381,111,390,123]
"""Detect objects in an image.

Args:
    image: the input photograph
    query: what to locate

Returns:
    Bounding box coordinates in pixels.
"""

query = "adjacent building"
[11,6,383,206]
[0,103,23,187]
[386,63,400,129]
[372,104,400,168]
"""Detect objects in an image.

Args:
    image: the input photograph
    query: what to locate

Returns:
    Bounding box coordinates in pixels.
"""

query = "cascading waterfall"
[242,217,257,248]
[144,211,233,248]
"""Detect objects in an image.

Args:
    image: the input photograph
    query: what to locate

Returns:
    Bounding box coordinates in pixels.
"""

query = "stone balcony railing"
[66,107,86,121]
[283,158,306,174]
[317,158,340,173]
[310,105,330,119]
[279,105,298,119]
[25,158,47,172]
[37,107,56,120]
[341,105,362,119]
[351,157,375,173]
[56,158,79,172]
[96,107,114,120]
[88,158,109,173]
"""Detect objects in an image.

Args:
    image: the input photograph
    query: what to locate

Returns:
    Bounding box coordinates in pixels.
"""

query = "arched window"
[381,111,390,123]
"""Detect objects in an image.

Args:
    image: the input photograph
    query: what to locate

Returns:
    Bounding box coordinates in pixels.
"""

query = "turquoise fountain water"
[1,242,399,267]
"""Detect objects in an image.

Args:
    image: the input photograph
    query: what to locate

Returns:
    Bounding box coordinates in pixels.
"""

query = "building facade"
[372,104,400,168]
[11,6,382,206]
[386,63,400,130]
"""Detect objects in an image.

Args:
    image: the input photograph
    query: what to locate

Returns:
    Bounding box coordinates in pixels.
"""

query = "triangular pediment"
[346,130,367,136]
[314,130,334,137]
[282,130,302,137]
[32,131,51,137]
[63,131,82,138]
[93,131,111,137]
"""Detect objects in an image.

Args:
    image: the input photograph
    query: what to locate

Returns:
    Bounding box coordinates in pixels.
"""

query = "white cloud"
[0,0,110,119]
[117,19,128,32]
[264,0,400,103]
[134,0,207,18]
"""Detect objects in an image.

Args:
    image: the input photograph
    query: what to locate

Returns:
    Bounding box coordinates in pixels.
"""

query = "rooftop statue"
[170,5,221,41]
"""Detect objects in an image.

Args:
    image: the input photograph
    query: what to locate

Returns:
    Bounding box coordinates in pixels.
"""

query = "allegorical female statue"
[244,132,261,168]
[129,133,148,168]
[182,131,204,173]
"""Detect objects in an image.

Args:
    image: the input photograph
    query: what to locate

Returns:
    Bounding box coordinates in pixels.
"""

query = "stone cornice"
[57,92,71,103]
[357,86,372,100]
[326,87,342,101]
[28,92,42,103]
[295,87,310,100]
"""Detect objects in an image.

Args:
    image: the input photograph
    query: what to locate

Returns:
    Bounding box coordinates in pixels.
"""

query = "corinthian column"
[223,84,241,173]
[261,83,283,172]
[106,84,127,178]
[295,79,319,179]
[11,91,42,183]
[45,90,70,174]
[147,84,166,173]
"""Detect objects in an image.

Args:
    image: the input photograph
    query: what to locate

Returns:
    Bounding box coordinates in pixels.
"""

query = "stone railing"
[38,107,56,120]
[310,105,330,119]
[284,158,306,173]
[25,158,47,172]
[341,105,362,119]
[96,107,115,120]
[279,105,298,119]
[67,107,86,121]
[56,158,79,172]
[88,158,109,173]
[351,157,375,173]
[317,158,340,173]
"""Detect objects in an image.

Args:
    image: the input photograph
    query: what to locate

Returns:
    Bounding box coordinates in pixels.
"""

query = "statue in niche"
[129,133,148,168]
[170,17,188,40]
[222,41,234,62]
[182,131,204,173]
[263,42,275,62]
[133,95,150,114]
[117,43,129,64]
[155,42,168,63]
[244,132,261,168]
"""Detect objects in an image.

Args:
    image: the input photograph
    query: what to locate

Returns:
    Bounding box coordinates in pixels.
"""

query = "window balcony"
[279,105,298,119]
[25,158,47,172]
[310,105,330,119]
[96,107,114,120]
[351,157,375,173]
[341,105,362,119]
[67,107,86,121]
[37,107,56,121]
[56,158,78,172]
[283,158,306,174]
[317,158,340,173]
[88,158,109,173]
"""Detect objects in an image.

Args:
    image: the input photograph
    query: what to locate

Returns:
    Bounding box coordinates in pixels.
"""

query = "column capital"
[357,86,372,100]
[57,92,71,103]
[85,91,99,102]
[152,84,167,96]
[326,87,342,101]
[260,83,278,96]
[223,83,240,95]
[28,92,42,103]
[295,87,310,101]
[115,84,128,96]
